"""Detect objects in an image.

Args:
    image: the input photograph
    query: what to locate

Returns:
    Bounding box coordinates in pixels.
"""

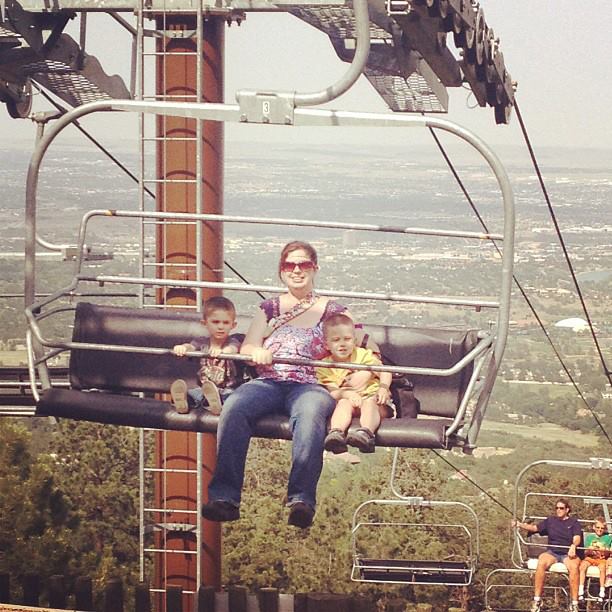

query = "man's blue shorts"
[545,549,568,563]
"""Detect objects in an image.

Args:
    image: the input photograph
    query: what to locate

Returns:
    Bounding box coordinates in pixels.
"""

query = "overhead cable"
[427,124,612,448]
[431,449,513,515]
[514,99,612,390]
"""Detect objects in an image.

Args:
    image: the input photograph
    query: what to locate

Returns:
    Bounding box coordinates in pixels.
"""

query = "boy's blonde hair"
[593,516,607,529]
[203,296,236,320]
[322,313,354,337]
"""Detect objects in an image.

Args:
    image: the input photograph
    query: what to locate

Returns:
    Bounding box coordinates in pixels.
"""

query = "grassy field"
[481,420,600,448]
[0,350,27,366]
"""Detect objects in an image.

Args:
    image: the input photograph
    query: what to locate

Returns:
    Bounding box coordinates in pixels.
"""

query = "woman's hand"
[249,347,273,365]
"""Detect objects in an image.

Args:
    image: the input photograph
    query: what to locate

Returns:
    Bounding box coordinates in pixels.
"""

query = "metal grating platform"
[289,3,448,113]
[365,68,446,112]
[17,34,130,106]
[0,25,22,45]
[289,5,392,39]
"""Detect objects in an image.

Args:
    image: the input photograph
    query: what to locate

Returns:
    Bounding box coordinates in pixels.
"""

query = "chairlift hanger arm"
[235,0,369,123]
[513,458,612,519]
[25,99,513,316]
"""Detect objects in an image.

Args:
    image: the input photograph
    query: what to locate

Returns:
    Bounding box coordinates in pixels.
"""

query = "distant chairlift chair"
[351,449,479,586]
[484,458,612,611]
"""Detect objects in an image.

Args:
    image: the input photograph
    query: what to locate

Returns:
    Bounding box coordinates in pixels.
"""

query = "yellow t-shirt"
[316,347,381,398]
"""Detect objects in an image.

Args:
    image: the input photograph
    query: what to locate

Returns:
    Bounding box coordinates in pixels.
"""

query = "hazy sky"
[2,0,612,157]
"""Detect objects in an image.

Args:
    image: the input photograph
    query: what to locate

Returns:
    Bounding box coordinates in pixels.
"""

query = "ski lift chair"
[351,496,479,585]
[24,95,515,452]
[26,199,503,450]
[484,458,612,611]
[513,459,612,572]
[350,447,479,586]
[516,498,612,607]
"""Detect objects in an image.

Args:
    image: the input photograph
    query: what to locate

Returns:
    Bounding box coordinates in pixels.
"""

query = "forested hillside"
[1,417,609,609]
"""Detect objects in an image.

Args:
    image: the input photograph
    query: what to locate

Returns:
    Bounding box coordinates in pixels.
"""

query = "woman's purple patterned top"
[257,297,346,384]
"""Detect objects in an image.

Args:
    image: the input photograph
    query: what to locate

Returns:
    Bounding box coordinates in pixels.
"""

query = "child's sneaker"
[347,427,376,453]
[170,379,189,414]
[202,380,222,415]
[324,429,348,454]
[530,599,542,612]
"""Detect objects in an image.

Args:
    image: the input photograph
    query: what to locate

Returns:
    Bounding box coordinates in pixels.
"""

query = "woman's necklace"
[264,292,319,337]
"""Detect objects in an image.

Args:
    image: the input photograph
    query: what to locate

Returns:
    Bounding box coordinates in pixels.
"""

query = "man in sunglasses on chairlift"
[513,498,582,612]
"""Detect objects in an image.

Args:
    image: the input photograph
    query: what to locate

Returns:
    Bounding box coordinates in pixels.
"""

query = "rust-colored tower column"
[154,14,224,612]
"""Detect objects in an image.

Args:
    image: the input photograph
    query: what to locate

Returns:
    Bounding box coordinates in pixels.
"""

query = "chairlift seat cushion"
[70,302,203,393]
[36,388,294,438]
[36,388,450,447]
[69,302,478,408]
[356,558,472,584]
[364,326,479,418]
[525,557,603,578]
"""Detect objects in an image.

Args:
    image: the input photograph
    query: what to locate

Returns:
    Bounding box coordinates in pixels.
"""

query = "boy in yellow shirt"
[316,313,392,454]
[579,517,611,602]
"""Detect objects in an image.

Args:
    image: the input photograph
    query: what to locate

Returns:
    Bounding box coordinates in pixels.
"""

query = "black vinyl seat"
[36,302,480,449]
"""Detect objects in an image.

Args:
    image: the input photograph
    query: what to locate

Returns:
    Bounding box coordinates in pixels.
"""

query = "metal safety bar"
[24,321,493,381]
[73,274,501,309]
[83,208,504,240]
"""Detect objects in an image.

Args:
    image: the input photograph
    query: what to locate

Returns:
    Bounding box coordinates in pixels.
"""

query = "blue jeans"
[187,386,233,409]
[208,378,335,510]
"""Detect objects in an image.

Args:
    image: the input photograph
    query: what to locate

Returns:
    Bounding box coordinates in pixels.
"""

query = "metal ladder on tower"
[135,0,208,606]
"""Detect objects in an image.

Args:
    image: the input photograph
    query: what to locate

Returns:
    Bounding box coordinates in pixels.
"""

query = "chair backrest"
[363,325,479,418]
[526,533,549,559]
[69,303,479,419]
[70,302,204,393]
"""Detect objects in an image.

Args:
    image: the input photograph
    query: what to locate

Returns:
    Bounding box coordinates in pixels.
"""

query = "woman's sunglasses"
[281,260,316,273]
